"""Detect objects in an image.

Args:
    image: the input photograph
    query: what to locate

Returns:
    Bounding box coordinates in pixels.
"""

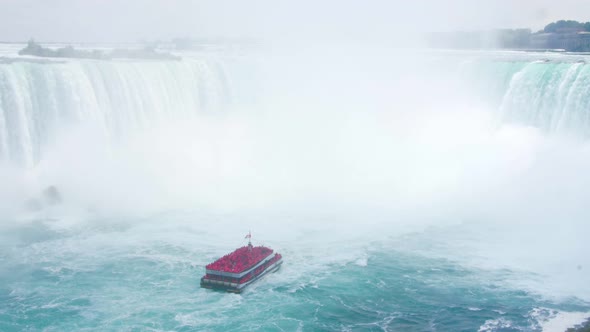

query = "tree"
[543,20,586,33]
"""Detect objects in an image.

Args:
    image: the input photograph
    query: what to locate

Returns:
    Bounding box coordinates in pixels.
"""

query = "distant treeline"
[18,39,181,60]
[429,20,590,52]
[542,20,590,33]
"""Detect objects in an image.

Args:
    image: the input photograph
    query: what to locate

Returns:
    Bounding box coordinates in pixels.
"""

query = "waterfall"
[465,59,590,134]
[1,52,590,169]
[0,59,231,167]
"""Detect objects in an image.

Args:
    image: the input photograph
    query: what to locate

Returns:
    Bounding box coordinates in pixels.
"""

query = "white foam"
[537,310,590,332]
[355,257,368,267]
[478,317,513,332]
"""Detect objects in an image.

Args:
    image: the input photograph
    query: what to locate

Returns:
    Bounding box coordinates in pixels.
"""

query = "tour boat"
[200,233,283,293]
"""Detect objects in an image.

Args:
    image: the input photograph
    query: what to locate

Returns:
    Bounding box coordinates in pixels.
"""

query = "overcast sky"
[0,0,589,43]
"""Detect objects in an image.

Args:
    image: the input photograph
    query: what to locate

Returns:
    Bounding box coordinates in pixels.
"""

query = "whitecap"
[355,257,368,267]
[478,318,512,332]
[531,308,590,332]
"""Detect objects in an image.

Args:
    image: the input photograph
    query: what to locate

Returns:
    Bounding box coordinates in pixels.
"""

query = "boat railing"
[206,252,276,278]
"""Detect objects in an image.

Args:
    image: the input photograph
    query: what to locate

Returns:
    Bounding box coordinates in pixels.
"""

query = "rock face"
[18,40,180,60]
[23,185,62,212]
[42,186,62,206]
[566,318,590,332]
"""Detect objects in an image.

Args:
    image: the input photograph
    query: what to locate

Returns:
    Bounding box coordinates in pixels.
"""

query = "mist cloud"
[0,0,589,43]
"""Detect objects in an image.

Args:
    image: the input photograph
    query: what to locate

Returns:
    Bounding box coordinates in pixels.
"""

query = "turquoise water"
[1,48,590,331]
[1,213,589,331]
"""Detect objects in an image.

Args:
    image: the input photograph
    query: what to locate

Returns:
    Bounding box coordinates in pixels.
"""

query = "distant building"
[429,27,590,52]
[530,32,590,52]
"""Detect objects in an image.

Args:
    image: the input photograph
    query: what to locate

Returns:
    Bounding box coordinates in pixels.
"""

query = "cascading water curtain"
[464,60,590,134]
[0,59,231,167]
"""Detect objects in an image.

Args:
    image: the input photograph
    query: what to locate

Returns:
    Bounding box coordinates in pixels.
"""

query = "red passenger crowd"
[204,253,282,284]
[206,246,273,273]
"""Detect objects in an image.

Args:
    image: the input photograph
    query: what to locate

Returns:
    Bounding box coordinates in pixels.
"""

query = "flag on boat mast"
[245,231,252,249]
